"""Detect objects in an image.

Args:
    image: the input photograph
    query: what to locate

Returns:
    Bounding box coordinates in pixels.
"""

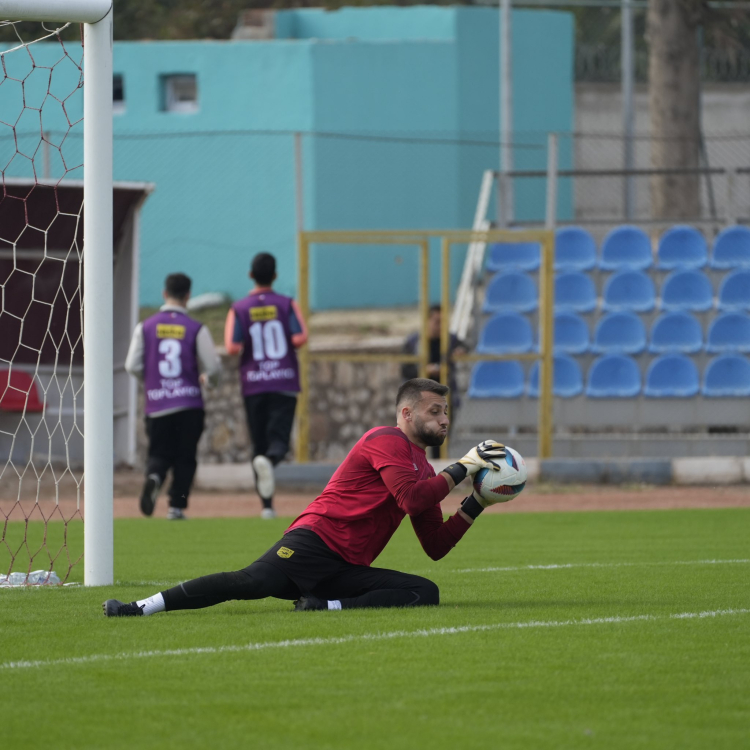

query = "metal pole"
[499,0,514,228]
[622,0,636,220]
[537,231,555,459]
[419,239,430,380]
[295,233,310,463]
[83,7,113,586]
[440,238,451,460]
[294,132,304,233]
[545,133,559,230]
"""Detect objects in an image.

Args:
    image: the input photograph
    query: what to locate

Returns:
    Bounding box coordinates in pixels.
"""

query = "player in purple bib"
[224,253,308,518]
[125,273,220,519]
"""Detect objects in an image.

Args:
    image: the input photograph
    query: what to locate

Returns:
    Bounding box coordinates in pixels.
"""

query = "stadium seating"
[468,360,525,398]
[648,311,703,354]
[554,271,597,314]
[710,225,750,270]
[486,242,540,273]
[0,369,44,412]
[482,271,538,314]
[599,225,652,271]
[528,355,584,398]
[717,269,750,312]
[702,354,750,397]
[660,270,713,312]
[656,225,708,270]
[554,227,597,272]
[585,354,641,397]
[602,271,656,313]
[643,355,700,397]
[592,311,647,354]
[706,312,750,353]
[477,312,534,354]
[553,312,590,354]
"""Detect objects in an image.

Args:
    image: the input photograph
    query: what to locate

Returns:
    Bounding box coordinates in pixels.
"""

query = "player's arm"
[223,308,243,356]
[124,323,145,380]
[289,300,308,349]
[196,325,221,387]
[410,503,474,561]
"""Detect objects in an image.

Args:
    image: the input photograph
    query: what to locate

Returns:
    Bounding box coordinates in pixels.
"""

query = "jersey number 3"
[249,320,288,361]
[158,339,182,377]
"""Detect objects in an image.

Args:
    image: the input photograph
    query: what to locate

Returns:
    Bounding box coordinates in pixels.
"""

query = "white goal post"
[1,0,114,585]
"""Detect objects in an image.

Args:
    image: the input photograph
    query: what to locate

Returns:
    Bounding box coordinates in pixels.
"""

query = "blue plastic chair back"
[486,242,540,273]
[649,311,703,354]
[711,225,750,270]
[585,354,641,398]
[477,312,534,354]
[602,271,656,313]
[528,355,583,398]
[702,355,750,397]
[706,313,750,354]
[553,312,589,355]
[600,225,652,271]
[592,311,647,354]
[554,272,596,314]
[657,225,708,270]
[554,227,597,272]
[644,354,699,397]
[482,271,538,314]
[661,270,713,312]
[717,269,750,312]
[468,361,525,399]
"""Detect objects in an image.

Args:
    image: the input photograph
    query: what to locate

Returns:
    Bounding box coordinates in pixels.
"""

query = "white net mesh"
[0,21,85,585]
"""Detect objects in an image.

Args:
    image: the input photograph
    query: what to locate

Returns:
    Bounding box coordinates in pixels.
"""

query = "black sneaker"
[293,595,327,611]
[140,474,161,517]
[102,599,144,617]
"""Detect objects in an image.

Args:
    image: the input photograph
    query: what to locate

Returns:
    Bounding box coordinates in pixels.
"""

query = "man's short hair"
[429,304,442,316]
[397,378,449,407]
[164,273,191,301]
[251,252,276,286]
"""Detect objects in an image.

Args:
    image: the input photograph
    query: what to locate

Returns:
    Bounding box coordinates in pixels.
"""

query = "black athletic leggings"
[160,561,439,612]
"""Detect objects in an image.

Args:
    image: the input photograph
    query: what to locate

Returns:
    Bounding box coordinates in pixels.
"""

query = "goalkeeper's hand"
[459,490,499,521]
[442,440,506,485]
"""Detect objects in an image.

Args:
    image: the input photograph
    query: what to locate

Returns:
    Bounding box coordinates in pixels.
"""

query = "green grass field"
[2,508,750,749]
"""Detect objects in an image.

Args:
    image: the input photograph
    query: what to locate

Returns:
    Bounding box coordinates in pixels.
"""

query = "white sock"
[327,600,342,611]
[136,592,166,616]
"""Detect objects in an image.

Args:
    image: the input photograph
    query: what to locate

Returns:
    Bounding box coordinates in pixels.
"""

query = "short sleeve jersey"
[287,426,439,566]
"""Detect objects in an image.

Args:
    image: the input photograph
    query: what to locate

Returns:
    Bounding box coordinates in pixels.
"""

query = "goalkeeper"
[103,379,505,617]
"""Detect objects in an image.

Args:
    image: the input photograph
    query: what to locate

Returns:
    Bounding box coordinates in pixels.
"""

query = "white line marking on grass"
[452,559,750,574]
[2,607,748,672]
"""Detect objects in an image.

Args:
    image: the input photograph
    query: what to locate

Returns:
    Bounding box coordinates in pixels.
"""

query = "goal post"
[0,0,114,585]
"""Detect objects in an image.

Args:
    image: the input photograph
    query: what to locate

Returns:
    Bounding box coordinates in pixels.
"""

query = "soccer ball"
[472,446,528,503]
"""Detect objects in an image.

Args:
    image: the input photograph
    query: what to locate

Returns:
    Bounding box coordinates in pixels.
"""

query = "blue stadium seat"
[592,312,647,355]
[702,355,750,397]
[602,271,656,313]
[554,272,596,314]
[710,225,750,270]
[528,355,584,398]
[477,312,534,354]
[717,269,750,312]
[486,242,540,273]
[554,227,597,272]
[585,354,641,398]
[656,225,708,270]
[468,361,525,399]
[649,311,703,354]
[660,270,713,312]
[553,312,589,355]
[644,355,700,397]
[482,271,538,314]
[706,313,750,354]
[600,225,652,271]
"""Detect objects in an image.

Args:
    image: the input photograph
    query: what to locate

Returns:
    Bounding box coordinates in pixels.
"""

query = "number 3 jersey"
[231,291,301,396]
[141,310,204,415]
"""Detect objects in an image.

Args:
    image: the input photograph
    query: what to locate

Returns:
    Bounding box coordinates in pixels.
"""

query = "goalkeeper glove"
[459,487,507,520]
[442,440,506,485]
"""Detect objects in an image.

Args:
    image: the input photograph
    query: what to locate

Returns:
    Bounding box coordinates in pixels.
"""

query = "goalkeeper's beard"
[412,415,446,447]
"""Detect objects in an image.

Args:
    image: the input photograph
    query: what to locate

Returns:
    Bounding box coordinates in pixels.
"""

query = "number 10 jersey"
[232,291,301,396]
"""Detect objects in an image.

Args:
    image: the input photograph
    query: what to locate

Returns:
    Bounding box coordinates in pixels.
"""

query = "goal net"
[0,5,113,587]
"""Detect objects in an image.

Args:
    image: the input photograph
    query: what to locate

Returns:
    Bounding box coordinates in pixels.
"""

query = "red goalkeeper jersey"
[287,426,471,566]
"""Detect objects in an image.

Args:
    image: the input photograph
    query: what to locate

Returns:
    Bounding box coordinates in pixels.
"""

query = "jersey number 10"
[249,320,288,361]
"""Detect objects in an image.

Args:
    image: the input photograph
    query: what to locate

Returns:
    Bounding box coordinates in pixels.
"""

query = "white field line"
[452,559,750,574]
[2,607,749,672]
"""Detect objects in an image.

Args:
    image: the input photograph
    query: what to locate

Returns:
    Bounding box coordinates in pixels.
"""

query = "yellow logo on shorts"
[250,305,278,322]
[277,547,294,559]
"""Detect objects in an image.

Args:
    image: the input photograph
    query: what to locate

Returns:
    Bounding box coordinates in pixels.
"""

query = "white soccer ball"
[472,445,528,503]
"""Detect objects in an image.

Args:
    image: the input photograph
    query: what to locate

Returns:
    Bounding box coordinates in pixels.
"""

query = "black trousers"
[160,529,439,611]
[243,392,297,464]
[145,408,205,509]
